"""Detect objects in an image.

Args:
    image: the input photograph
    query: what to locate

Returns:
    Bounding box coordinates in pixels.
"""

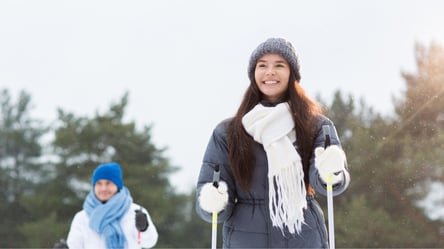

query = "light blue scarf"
[84,186,132,249]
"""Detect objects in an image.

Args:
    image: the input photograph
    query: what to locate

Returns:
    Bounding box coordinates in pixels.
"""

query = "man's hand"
[135,208,149,232]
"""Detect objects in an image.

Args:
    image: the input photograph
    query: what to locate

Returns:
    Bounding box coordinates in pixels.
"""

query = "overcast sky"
[1,0,444,192]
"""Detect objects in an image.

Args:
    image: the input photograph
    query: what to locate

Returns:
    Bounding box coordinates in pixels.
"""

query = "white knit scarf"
[242,102,307,234]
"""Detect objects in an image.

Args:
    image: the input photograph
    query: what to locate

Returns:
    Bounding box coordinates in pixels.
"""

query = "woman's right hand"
[198,181,229,213]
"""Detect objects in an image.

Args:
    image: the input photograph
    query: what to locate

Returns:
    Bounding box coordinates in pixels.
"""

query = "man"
[67,162,158,249]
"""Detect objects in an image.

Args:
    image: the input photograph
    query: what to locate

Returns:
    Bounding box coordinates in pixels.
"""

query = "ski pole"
[322,125,335,249]
[137,207,143,245]
[211,164,220,249]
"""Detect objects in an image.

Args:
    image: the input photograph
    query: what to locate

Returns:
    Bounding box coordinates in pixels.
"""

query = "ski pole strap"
[322,125,333,189]
[322,125,331,149]
[212,164,220,188]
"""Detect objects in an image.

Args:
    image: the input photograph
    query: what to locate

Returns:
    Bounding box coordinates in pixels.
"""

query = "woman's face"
[254,53,290,102]
[94,179,118,202]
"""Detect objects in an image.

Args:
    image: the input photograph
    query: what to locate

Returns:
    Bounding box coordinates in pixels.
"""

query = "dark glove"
[135,208,149,232]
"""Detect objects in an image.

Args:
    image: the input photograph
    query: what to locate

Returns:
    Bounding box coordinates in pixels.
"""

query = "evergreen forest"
[1,42,444,248]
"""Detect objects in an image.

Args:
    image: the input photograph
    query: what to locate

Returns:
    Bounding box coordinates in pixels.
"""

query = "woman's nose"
[265,67,275,75]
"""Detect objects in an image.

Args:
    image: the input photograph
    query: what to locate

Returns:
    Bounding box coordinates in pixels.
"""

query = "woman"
[67,162,158,249]
[196,37,350,248]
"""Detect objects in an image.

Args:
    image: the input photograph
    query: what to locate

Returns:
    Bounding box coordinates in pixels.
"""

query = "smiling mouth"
[263,80,278,84]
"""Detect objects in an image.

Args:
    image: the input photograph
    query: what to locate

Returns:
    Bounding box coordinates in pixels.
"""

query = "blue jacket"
[196,115,350,248]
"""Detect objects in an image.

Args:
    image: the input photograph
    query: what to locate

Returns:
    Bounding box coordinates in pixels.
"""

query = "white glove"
[198,181,229,213]
[315,145,346,184]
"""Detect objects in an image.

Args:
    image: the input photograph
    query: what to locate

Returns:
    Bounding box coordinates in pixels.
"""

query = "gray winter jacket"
[196,115,350,248]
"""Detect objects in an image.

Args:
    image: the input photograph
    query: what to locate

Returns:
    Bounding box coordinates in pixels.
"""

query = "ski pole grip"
[212,164,220,188]
[322,125,331,149]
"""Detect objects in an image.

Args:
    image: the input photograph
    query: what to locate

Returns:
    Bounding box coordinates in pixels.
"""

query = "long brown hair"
[227,72,322,191]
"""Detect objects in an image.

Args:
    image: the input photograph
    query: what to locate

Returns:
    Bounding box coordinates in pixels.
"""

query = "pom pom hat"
[92,162,123,190]
[248,37,301,82]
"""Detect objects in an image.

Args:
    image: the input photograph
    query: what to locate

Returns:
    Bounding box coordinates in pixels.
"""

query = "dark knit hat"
[92,162,123,190]
[248,37,301,82]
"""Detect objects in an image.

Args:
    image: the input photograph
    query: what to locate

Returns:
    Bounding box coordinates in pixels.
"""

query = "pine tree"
[0,89,48,247]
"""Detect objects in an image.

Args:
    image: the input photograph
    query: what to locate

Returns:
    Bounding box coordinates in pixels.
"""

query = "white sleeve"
[66,212,85,249]
[140,208,158,248]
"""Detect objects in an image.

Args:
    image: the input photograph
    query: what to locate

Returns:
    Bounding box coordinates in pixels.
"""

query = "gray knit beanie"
[248,37,301,82]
